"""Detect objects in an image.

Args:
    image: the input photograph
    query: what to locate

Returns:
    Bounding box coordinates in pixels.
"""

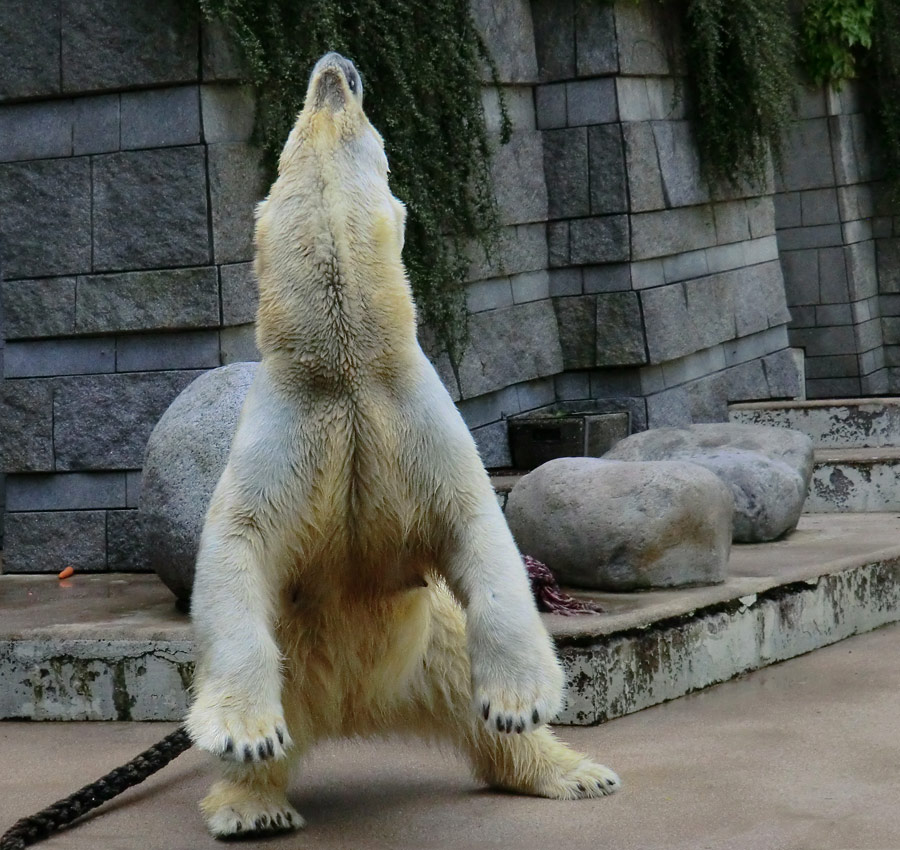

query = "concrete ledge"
[730,398,900,449]
[3,515,900,724]
[808,448,900,512]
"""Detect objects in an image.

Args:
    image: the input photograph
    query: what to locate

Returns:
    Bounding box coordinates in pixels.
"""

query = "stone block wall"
[775,82,891,398]
[0,0,264,572]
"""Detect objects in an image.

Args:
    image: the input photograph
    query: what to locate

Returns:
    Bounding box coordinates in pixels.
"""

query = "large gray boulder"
[604,423,814,542]
[140,362,258,602]
[506,457,733,591]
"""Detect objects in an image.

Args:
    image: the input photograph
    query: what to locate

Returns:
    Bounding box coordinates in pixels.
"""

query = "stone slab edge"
[4,558,900,723]
[556,557,900,724]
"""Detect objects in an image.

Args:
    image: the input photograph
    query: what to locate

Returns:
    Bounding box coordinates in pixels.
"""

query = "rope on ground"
[0,725,192,850]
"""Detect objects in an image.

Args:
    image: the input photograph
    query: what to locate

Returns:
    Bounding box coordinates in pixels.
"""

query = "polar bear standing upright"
[186,52,621,837]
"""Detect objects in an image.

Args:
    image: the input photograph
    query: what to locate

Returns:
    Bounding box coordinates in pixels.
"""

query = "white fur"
[186,52,620,838]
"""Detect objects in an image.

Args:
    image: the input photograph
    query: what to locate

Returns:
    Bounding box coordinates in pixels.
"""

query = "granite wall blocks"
[0,0,61,101]
[0,157,92,278]
[535,84,567,130]
[5,338,115,378]
[5,472,127,512]
[575,1,617,76]
[653,121,708,208]
[61,0,199,93]
[120,86,201,149]
[3,510,107,573]
[53,370,203,470]
[569,215,629,265]
[631,206,717,260]
[75,267,220,334]
[615,1,676,75]
[107,509,144,571]
[115,330,221,373]
[2,278,76,339]
[553,295,596,370]
[220,263,259,325]
[92,146,209,271]
[0,381,53,473]
[596,292,646,366]
[543,128,589,219]
[588,124,627,214]
[531,0,575,80]
[490,131,549,227]
[220,325,260,364]
[466,223,548,281]
[458,300,563,398]
[201,84,256,143]
[776,118,836,192]
[566,78,617,127]
[0,101,74,162]
[470,0,538,83]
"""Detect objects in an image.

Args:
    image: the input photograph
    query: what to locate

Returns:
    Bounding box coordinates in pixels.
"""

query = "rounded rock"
[140,362,258,602]
[604,423,814,542]
[505,457,733,591]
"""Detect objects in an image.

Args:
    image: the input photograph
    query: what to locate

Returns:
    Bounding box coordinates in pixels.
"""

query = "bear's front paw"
[471,648,564,735]
[187,696,292,763]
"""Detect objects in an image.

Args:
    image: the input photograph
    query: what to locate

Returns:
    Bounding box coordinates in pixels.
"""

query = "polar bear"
[185,52,621,837]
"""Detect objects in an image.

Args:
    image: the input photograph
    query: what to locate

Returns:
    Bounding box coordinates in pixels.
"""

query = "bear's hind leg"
[461,723,621,800]
[407,587,621,800]
[201,757,304,838]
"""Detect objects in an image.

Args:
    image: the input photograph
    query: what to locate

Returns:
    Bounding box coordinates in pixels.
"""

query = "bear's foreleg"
[187,498,293,764]
[440,499,565,735]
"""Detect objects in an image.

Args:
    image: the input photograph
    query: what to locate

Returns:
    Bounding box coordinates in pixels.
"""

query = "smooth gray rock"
[506,457,732,591]
[605,424,815,542]
[140,363,258,601]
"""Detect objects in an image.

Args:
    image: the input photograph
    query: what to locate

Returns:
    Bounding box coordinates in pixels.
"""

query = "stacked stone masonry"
[0,0,896,572]
[775,83,899,399]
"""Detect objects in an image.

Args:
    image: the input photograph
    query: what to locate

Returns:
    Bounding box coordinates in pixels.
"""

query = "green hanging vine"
[679,0,795,188]
[872,0,900,203]
[198,0,510,365]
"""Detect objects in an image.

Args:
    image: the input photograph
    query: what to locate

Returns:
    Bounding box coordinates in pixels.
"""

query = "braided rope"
[0,726,192,850]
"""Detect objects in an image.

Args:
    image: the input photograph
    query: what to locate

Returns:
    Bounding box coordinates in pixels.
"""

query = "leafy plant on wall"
[680,0,795,188]
[801,0,875,85]
[872,0,900,202]
[198,0,511,368]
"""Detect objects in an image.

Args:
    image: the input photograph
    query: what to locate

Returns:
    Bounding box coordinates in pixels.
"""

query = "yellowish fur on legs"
[201,760,303,837]
[187,51,620,839]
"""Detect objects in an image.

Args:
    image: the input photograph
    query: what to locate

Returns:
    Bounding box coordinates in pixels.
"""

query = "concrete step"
[807,447,900,513]
[4,514,900,725]
[729,397,900,449]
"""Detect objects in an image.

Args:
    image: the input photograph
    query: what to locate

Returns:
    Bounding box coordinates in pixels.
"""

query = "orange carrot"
[58,566,75,580]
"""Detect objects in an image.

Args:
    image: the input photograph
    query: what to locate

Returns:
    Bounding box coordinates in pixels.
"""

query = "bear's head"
[278,52,390,185]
